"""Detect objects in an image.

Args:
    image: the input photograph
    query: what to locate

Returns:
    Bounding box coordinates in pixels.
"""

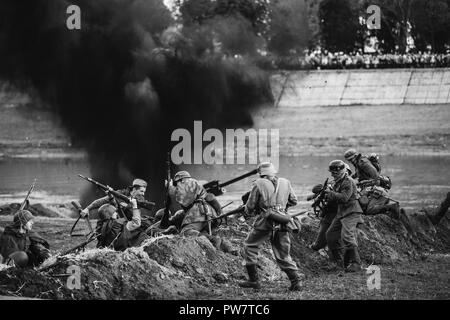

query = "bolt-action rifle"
[203,169,258,196]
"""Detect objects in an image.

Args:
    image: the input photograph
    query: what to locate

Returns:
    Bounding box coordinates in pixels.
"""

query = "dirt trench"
[0,206,448,299]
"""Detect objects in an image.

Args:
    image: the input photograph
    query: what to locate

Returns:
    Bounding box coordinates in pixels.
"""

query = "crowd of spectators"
[269,49,450,70]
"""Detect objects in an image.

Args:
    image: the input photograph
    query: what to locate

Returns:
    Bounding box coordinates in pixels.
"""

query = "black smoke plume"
[0,0,273,206]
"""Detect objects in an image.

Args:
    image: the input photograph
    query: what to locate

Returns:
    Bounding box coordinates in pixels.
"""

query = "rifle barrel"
[218,169,258,188]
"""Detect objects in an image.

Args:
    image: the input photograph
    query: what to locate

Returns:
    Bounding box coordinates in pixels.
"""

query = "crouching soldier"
[156,171,221,237]
[240,162,303,291]
[95,199,149,250]
[0,210,50,267]
[308,184,339,251]
[324,160,364,272]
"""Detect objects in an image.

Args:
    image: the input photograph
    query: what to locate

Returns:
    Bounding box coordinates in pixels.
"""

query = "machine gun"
[308,178,329,217]
[203,169,258,196]
[78,175,156,217]
[19,179,36,210]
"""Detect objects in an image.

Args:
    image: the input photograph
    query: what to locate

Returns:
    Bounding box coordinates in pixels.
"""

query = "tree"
[267,0,311,55]
[319,0,361,52]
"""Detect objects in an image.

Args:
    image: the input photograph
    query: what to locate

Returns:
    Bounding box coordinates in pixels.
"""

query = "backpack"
[368,153,381,173]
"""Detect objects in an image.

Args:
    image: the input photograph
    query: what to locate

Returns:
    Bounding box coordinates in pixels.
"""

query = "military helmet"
[257,162,277,176]
[8,251,29,268]
[98,204,116,221]
[13,210,34,226]
[312,184,323,194]
[328,160,346,173]
[344,148,358,161]
[132,178,147,188]
[173,171,191,183]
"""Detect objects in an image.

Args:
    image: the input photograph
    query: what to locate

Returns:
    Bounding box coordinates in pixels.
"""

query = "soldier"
[344,149,379,182]
[345,149,399,219]
[324,160,364,272]
[239,162,303,291]
[0,210,50,267]
[159,171,221,237]
[95,199,149,251]
[308,184,339,252]
[81,178,150,220]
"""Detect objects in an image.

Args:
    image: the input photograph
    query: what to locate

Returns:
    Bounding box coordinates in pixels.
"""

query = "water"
[0,156,449,209]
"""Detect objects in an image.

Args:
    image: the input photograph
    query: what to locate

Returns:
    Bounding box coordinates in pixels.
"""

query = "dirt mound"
[0,207,448,299]
[0,202,65,218]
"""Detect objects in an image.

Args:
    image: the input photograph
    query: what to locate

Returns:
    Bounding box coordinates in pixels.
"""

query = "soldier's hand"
[81,208,89,218]
[119,202,128,208]
[130,198,138,209]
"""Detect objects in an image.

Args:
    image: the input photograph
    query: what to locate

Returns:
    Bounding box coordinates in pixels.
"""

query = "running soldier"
[240,162,303,291]
[324,160,364,272]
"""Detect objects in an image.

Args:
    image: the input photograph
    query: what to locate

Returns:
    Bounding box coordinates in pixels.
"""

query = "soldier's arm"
[85,195,111,211]
[125,200,141,231]
[327,179,353,204]
[245,184,260,214]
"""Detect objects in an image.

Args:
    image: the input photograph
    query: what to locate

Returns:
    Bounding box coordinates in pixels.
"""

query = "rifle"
[19,179,36,210]
[69,201,94,237]
[309,178,329,217]
[203,169,258,196]
[38,232,100,272]
[78,175,156,217]
[160,152,171,229]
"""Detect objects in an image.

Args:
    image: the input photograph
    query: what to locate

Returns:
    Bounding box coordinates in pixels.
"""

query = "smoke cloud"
[0,0,273,206]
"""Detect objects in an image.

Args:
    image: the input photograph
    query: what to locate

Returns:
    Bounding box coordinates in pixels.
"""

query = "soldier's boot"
[345,247,362,273]
[239,264,261,290]
[327,249,344,271]
[285,269,303,291]
[385,203,400,220]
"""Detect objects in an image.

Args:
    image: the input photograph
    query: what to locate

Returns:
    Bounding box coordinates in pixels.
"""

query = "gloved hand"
[164,179,174,188]
[131,198,138,209]
[80,208,89,218]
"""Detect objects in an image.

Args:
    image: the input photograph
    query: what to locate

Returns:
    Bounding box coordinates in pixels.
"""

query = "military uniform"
[0,211,50,267]
[325,172,363,271]
[310,199,338,251]
[241,168,302,291]
[95,204,150,251]
[169,175,217,236]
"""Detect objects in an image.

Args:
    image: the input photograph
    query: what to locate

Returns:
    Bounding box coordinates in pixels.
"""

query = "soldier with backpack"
[344,149,400,219]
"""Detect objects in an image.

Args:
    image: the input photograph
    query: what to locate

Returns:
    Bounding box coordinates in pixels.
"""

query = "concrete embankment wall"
[272,68,450,107]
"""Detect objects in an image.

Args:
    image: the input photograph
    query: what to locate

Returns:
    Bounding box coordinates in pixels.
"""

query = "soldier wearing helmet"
[0,210,50,267]
[324,160,364,273]
[239,162,303,292]
[80,178,151,220]
[344,149,379,182]
[156,170,220,237]
[94,200,149,251]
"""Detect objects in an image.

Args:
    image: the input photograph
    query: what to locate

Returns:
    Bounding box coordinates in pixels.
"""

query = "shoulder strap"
[268,178,280,207]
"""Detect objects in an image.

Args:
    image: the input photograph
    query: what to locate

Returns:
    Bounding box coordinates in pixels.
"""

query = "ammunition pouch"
[266,206,292,225]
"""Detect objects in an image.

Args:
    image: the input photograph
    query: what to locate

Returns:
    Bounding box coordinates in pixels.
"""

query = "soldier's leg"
[340,213,363,272]
[310,219,331,251]
[272,230,302,291]
[325,217,344,265]
[240,229,271,289]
